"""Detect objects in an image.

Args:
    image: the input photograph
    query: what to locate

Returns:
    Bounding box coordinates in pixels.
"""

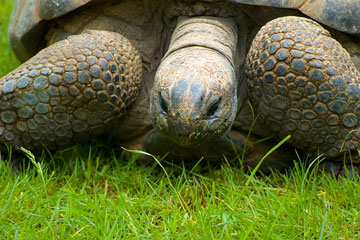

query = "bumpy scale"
[246,16,360,159]
[0,30,142,152]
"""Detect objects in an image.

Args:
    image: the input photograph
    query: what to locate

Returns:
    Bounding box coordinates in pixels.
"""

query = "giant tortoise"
[1,0,360,171]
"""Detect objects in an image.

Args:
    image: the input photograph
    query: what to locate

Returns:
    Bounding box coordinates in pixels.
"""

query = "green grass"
[1,146,360,239]
[0,0,19,76]
[1,0,360,239]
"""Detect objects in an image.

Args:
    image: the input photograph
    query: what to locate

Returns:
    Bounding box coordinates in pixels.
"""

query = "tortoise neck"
[150,16,239,147]
[164,16,238,65]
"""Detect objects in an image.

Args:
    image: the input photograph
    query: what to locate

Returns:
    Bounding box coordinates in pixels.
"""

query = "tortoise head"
[150,16,238,147]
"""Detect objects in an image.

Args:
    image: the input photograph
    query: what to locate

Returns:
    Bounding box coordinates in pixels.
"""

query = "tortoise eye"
[206,97,221,118]
[158,92,169,115]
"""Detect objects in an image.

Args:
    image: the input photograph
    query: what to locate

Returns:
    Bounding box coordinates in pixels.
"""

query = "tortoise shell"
[9,0,360,62]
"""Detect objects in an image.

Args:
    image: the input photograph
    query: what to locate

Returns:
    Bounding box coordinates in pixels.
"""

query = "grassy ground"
[1,0,360,239]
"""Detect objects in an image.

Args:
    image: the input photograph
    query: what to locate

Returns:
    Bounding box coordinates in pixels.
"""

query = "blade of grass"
[319,211,328,240]
[0,176,19,215]
[301,154,323,193]
[21,147,48,196]
[246,135,291,186]
[122,148,190,213]
[240,101,259,164]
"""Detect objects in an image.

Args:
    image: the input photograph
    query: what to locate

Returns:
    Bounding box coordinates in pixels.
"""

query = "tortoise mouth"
[152,112,233,147]
[143,129,248,162]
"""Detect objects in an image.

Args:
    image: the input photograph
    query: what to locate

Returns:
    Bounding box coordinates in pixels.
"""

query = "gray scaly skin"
[246,17,360,160]
[144,16,250,160]
[0,30,142,153]
[150,17,238,147]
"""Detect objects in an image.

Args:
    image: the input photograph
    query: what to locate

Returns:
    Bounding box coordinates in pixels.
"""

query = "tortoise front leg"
[246,16,360,162]
[0,30,142,153]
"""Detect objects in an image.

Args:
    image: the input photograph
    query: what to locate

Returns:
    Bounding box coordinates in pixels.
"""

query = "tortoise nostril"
[206,97,221,118]
[158,91,169,115]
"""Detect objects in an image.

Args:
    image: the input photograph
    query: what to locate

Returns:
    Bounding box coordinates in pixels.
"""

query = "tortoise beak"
[167,118,201,146]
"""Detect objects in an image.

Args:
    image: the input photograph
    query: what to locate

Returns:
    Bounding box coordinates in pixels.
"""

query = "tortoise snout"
[157,90,221,121]
[152,80,228,146]
[157,79,212,119]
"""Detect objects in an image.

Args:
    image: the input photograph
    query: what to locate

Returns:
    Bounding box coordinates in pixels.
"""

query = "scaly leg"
[0,30,142,153]
[246,16,360,164]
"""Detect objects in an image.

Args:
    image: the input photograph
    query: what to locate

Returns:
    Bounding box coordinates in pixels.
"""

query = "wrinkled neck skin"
[147,16,240,155]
